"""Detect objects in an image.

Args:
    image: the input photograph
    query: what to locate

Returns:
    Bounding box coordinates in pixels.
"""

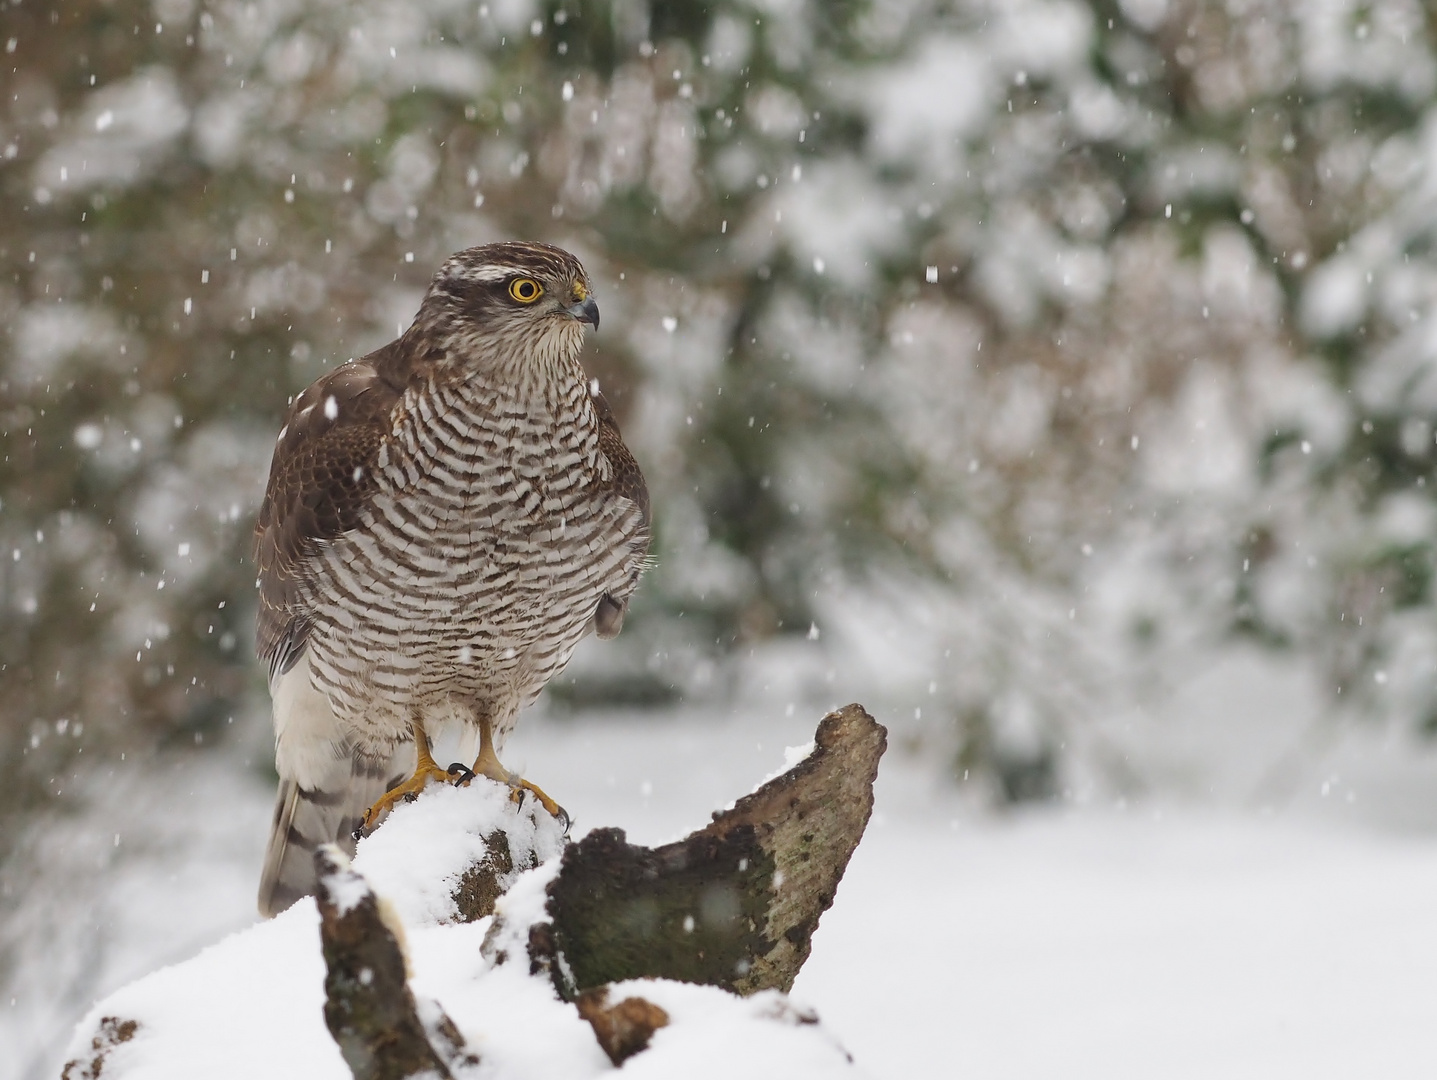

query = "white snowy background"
[6,0,1437,1075]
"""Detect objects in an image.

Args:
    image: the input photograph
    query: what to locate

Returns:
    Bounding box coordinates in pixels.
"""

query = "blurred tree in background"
[5,0,1437,1051]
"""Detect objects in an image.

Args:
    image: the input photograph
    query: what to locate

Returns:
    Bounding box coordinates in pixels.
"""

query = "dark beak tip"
[568,295,599,330]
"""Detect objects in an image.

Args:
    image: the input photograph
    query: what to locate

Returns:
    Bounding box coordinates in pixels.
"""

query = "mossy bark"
[311,704,886,1077]
[314,847,474,1080]
[451,830,517,923]
[545,823,778,994]
[542,703,887,996]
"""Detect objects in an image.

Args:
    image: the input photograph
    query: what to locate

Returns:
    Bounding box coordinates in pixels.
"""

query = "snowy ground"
[802,806,1437,1078]
[519,699,1437,1079]
[15,652,1437,1080]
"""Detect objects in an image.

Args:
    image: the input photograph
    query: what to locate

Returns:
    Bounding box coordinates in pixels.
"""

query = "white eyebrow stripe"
[455,265,513,282]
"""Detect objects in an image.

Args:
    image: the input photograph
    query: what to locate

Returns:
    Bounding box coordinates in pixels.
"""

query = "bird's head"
[413,241,600,375]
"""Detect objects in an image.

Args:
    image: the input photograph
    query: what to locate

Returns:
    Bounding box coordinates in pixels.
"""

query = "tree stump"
[314,703,887,1075]
[537,703,887,996]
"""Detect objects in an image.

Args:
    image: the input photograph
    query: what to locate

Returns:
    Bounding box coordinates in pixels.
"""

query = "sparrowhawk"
[253,241,649,917]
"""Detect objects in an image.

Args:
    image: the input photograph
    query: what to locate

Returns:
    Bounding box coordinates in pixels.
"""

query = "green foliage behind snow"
[3,0,1437,835]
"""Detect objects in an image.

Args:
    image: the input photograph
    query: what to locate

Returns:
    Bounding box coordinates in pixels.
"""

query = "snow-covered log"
[61,705,885,1079]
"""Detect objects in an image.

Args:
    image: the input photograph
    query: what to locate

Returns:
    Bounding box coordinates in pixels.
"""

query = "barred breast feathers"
[255,240,650,715]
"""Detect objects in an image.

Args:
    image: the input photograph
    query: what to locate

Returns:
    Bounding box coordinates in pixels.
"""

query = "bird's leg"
[357,718,453,837]
[451,714,569,828]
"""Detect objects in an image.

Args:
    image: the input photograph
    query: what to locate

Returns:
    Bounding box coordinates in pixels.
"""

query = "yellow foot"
[356,761,454,837]
[448,759,570,831]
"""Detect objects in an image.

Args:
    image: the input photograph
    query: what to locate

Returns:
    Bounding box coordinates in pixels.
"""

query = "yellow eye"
[508,277,544,303]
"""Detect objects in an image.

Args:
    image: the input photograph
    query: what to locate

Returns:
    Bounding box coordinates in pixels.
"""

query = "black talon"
[352,825,364,841]
[403,791,418,803]
[447,762,475,782]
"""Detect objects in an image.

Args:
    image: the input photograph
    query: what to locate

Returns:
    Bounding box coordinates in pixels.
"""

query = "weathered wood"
[574,989,670,1066]
[540,704,887,996]
[314,846,476,1080]
[450,829,519,923]
[315,704,885,1076]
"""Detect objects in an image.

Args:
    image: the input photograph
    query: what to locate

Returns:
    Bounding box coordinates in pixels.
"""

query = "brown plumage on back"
[253,242,649,916]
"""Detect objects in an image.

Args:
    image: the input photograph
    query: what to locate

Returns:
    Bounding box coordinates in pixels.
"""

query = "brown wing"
[591,386,651,639]
[254,354,403,683]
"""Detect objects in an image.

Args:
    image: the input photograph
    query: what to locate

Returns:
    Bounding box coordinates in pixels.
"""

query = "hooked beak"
[567,295,600,330]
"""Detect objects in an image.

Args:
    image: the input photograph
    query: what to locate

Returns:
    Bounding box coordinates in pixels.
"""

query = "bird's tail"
[257,754,404,917]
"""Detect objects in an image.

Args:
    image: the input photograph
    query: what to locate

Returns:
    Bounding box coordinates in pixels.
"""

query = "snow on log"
[60,706,883,1079]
